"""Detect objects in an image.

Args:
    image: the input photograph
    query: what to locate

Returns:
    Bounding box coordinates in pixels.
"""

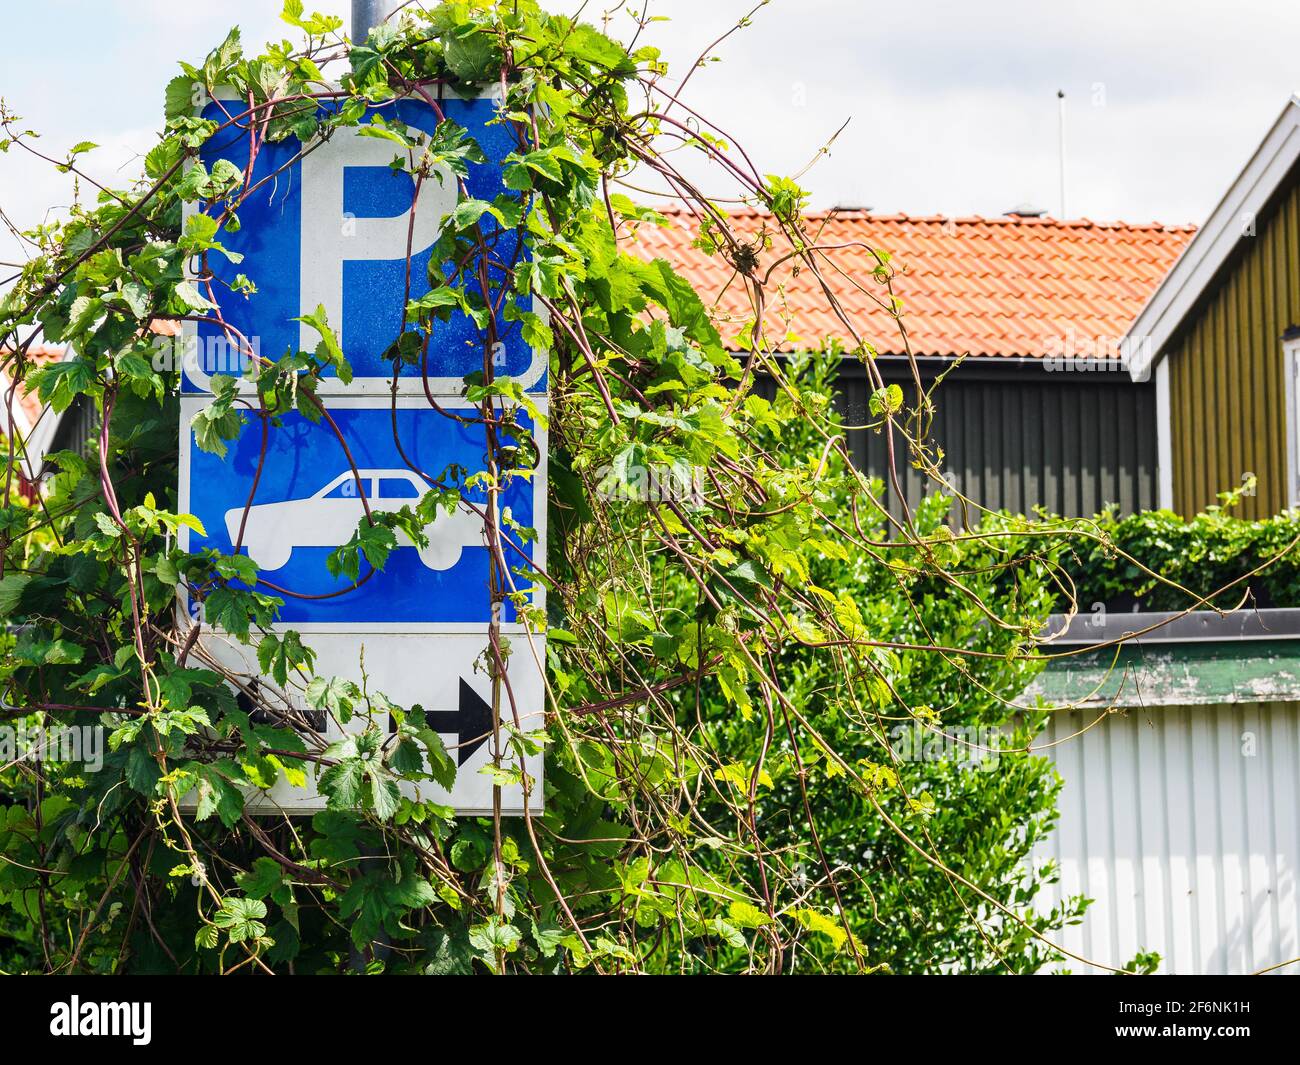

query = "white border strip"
[1154,357,1174,510]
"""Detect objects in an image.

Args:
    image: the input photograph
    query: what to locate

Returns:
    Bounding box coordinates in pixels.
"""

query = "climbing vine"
[0,1,1196,974]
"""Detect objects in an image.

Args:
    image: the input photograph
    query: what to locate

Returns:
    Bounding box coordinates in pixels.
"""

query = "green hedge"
[1062,505,1300,611]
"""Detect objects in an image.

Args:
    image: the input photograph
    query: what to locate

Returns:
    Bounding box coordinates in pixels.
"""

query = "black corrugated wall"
[771,359,1159,520]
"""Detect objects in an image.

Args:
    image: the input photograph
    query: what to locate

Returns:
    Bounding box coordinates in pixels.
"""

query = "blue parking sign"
[179,398,545,631]
[176,87,549,813]
[182,90,545,396]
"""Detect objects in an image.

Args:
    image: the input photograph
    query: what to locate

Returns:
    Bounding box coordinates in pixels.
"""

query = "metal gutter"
[1042,607,1300,645]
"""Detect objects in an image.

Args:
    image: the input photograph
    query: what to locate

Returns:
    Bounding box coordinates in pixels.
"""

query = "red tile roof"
[622,208,1196,358]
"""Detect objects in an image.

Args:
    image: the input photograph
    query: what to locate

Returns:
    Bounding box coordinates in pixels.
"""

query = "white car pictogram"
[225,468,483,573]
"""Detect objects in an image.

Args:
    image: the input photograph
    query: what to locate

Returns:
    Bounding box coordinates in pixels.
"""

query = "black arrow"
[391,679,495,766]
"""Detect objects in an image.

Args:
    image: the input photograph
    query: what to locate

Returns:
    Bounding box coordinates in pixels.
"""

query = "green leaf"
[184,212,219,245]
[632,258,723,352]
[173,280,215,311]
[125,746,162,797]
[204,26,243,84]
[389,733,425,776]
[295,304,351,383]
[120,280,151,320]
[193,764,246,827]
[327,518,397,581]
[449,198,497,230]
[165,75,198,120]
[214,896,268,944]
[318,756,366,809]
[191,402,245,458]
[791,907,848,951]
[469,916,522,957]
[869,383,905,417]
[0,574,30,616]
[257,630,313,686]
[415,726,457,791]
[563,23,635,74]
[28,358,96,414]
[236,857,285,900]
[706,917,746,949]
[306,675,359,718]
[727,899,772,929]
[443,30,499,83]
[369,774,401,820]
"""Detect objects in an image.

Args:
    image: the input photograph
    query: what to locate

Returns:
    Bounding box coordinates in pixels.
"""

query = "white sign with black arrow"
[192,634,545,815]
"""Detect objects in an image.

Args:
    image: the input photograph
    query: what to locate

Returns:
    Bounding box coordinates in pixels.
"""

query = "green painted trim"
[1028,639,1300,708]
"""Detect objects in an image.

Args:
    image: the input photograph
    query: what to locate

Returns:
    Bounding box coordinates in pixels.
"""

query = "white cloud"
[2,0,1298,265]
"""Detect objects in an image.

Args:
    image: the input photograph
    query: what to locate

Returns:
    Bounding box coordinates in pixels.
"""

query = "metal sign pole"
[351,0,390,40]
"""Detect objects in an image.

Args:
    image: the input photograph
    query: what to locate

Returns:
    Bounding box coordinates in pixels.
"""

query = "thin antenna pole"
[352,0,389,41]
[1057,89,1067,219]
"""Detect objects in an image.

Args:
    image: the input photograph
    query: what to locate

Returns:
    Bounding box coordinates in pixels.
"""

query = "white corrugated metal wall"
[1033,702,1300,974]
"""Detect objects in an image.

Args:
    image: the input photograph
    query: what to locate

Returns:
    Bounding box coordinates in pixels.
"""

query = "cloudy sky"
[3,0,1299,264]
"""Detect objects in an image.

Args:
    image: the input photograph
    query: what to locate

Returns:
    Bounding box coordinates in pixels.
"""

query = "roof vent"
[1005,202,1047,218]
[831,203,873,213]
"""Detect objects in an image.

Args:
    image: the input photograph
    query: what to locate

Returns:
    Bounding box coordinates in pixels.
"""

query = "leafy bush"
[1062,501,1300,612]
[699,355,1088,973]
